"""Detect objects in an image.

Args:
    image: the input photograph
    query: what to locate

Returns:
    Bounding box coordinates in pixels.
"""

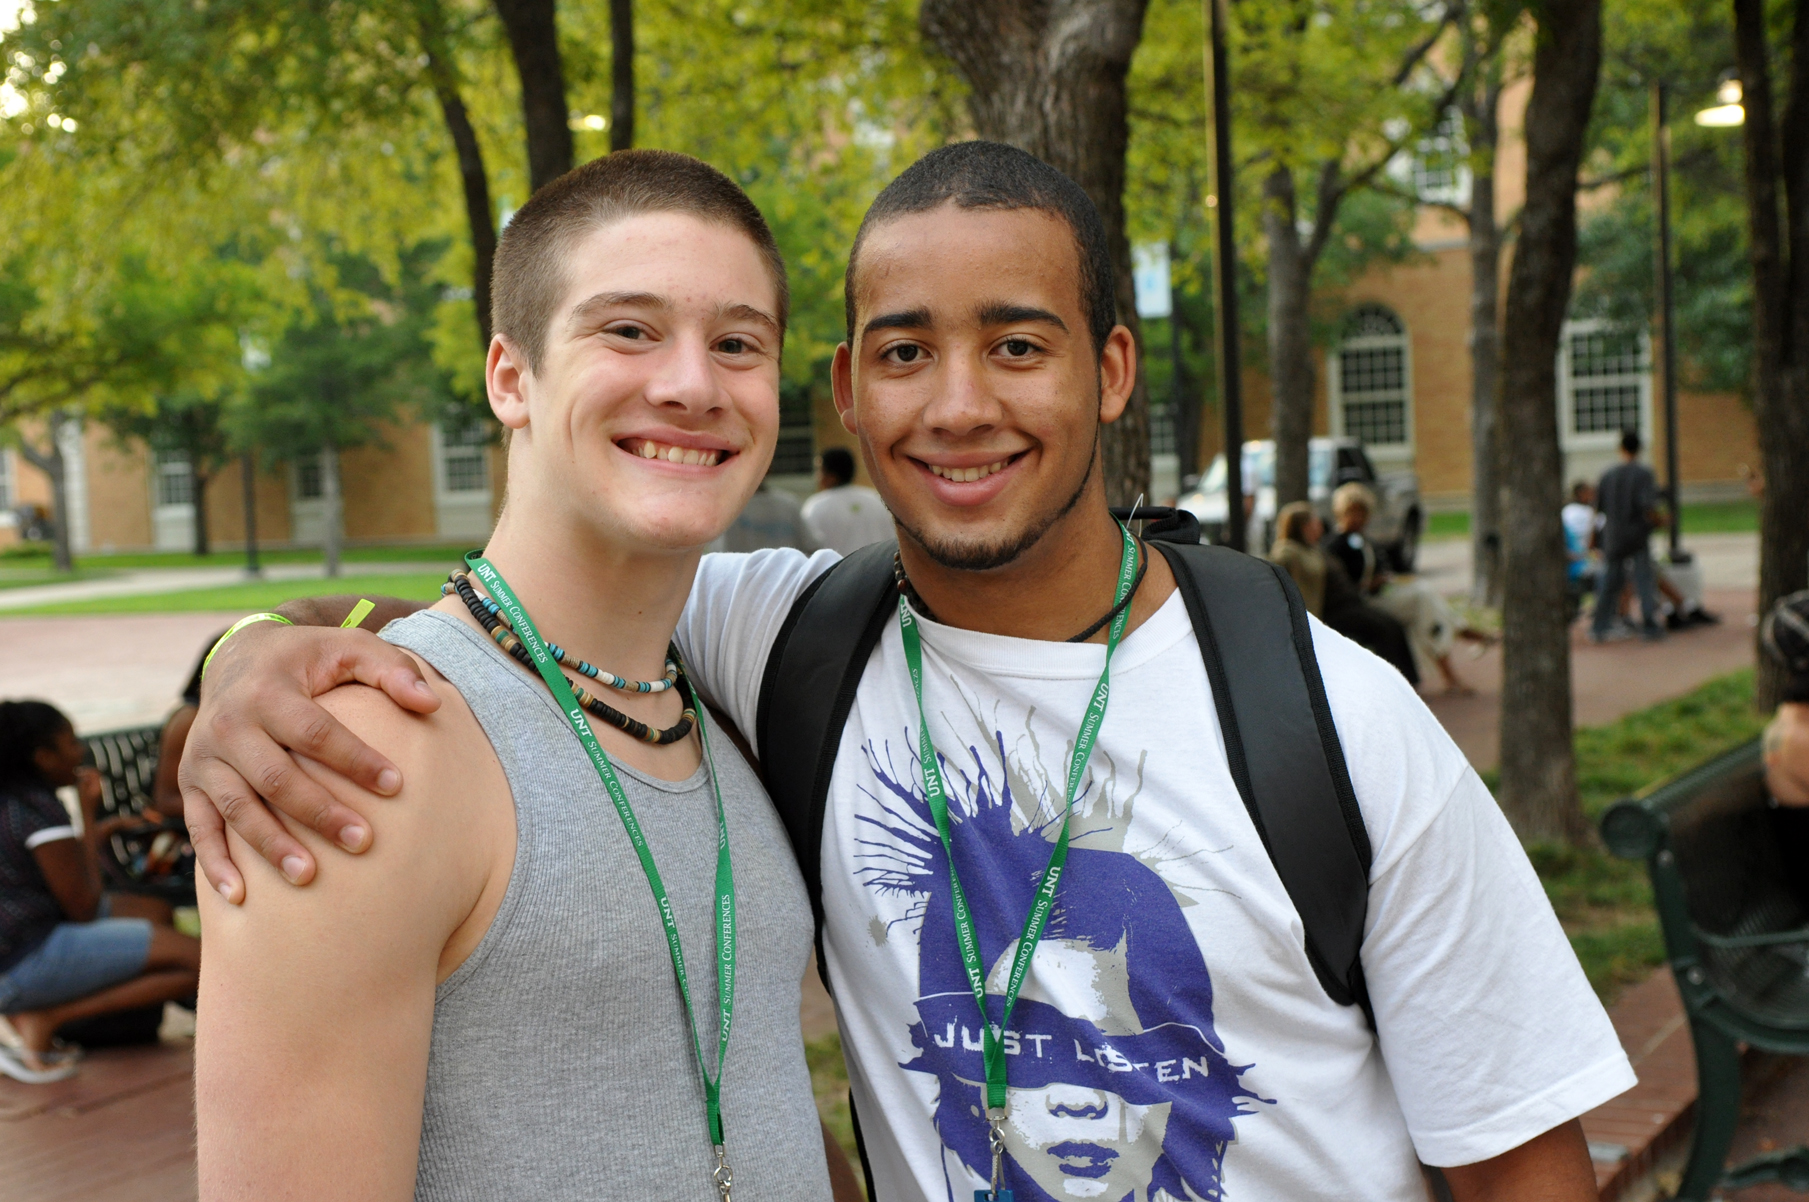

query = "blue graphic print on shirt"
[855,722,1265,1202]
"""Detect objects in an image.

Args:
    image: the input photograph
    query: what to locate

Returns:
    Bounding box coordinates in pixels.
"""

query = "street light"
[1646,77,1743,594]
[1204,0,1245,551]
[1694,79,1744,128]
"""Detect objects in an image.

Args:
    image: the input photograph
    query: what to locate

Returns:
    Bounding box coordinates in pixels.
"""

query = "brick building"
[0,419,500,554]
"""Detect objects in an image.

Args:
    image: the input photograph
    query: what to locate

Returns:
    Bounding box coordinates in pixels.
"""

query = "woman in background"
[1271,501,1419,685]
[0,700,200,1082]
[1324,484,1494,694]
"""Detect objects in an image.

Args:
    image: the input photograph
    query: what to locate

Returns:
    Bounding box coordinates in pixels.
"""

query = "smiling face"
[832,204,1134,572]
[487,211,782,553]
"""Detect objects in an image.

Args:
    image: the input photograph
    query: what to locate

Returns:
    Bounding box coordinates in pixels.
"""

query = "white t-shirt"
[1561,502,1596,553]
[677,549,1633,1202]
[800,484,895,557]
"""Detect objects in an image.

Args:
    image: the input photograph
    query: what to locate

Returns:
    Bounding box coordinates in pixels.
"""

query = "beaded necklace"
[445,570,697,746]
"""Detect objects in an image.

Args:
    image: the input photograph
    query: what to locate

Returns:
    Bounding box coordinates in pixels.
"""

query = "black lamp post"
[1652,82,1685,565]
[1205,0,1245,551]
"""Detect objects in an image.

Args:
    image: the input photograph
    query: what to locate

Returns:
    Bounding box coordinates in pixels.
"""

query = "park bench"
[1602,737,1809,1199]
[81,723,196,907]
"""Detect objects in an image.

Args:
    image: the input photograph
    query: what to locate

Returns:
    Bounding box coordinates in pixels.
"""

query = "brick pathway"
[1424,585,1761,772]
[0,1040,196,1201]
[1585,972,1699,1200]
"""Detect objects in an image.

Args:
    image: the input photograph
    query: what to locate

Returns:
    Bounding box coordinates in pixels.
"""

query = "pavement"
[1414,533,1760,772]
[0,562,434,612]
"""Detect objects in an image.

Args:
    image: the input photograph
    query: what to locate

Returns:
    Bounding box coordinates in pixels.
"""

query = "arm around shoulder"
[195,680,492,1202]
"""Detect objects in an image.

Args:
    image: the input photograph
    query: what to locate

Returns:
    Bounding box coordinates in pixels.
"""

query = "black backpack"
[752,509,1373,1188]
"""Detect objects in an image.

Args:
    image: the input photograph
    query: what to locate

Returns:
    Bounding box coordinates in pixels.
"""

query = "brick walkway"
[0,1040,196,1201]
[1424,585,1761,772]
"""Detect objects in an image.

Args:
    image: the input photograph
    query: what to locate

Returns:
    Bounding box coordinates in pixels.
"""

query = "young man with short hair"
[192,151,843,1200]
[186,144,1632,1201]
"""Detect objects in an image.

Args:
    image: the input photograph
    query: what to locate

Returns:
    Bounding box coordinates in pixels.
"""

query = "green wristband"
[200,612,295,681]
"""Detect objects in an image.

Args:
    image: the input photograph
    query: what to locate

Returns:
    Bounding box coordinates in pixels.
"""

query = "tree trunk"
[1496,0,1601,843]
[1734,0,1809,710]
[918,0,1152,506]
[1466,82,1504,607]
[417,4,497,348]
[1263,165,1316,508]
[15,412,73,573]
[491,0,573,193]
[321,442,343,579]
[192,468,212,557]
[610,0,634,152]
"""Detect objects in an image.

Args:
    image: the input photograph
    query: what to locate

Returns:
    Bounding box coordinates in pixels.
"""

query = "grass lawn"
[0,566,120,590]
[1422,499,1757,542]
[1,571,449,616]
[0,542,476,571]
[1524,668,1769,1004]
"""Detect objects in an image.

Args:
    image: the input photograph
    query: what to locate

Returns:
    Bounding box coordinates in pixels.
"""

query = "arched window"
[1333,304,1411,449]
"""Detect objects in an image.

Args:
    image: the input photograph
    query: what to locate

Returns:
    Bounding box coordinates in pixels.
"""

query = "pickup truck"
[1176,437,1424,571]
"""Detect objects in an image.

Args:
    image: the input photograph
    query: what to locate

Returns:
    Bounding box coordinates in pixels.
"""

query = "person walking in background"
[800,446,892,555]
[1592,430,1666,644]
[0,701,200,1083]
[717,480,817,553]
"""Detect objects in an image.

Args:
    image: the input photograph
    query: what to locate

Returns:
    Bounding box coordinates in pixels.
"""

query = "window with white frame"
[154,450,195,507]
[438,423,489,493]
[1564,325,1646,437]
[1411,108,1471,206]
[295,454,325,500]
[1334,305,1411,448]
[0,448,13,509]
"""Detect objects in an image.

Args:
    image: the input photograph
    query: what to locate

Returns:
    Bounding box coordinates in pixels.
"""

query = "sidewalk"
[0,562,432,612]
[1415,533,1759,772]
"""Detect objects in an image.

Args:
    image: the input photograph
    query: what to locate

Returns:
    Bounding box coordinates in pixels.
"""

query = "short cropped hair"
[843,142,1117,357]
[1571,480,1592,502]
[819,446,855,486]
[1620,429,1642,455]
[492,149,789,373]
[1332,482,1378,517]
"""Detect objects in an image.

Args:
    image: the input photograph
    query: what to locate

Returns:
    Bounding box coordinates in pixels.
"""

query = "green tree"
[231,242,456,576]
[1731,0,1809,710]
[1233,0,1462,507]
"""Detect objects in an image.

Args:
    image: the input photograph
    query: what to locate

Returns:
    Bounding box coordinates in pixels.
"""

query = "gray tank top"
[384,611,831,1201]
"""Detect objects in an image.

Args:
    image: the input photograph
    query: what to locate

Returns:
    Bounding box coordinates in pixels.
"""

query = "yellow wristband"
[341,598,376,629]
[200,612,295,681]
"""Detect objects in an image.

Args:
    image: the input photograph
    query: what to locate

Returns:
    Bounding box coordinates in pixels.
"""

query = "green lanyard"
[898,525,1137,1144]
[464,553,738,1189]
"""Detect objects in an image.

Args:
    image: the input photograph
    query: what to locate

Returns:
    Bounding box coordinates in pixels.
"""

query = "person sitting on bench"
[0,700,200,1082]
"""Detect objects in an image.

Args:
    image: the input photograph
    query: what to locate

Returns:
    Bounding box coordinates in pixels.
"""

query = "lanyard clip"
[973,1107,1013,1202]
[713,1144,733,1202]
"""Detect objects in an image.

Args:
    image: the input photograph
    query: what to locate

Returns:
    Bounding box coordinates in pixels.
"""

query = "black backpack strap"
[1152,541,1375,1023]
[755,541,899,990]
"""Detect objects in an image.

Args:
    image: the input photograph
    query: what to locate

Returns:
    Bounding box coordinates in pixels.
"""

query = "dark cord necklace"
[891,540,1148,644]
[446,571,698,745]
